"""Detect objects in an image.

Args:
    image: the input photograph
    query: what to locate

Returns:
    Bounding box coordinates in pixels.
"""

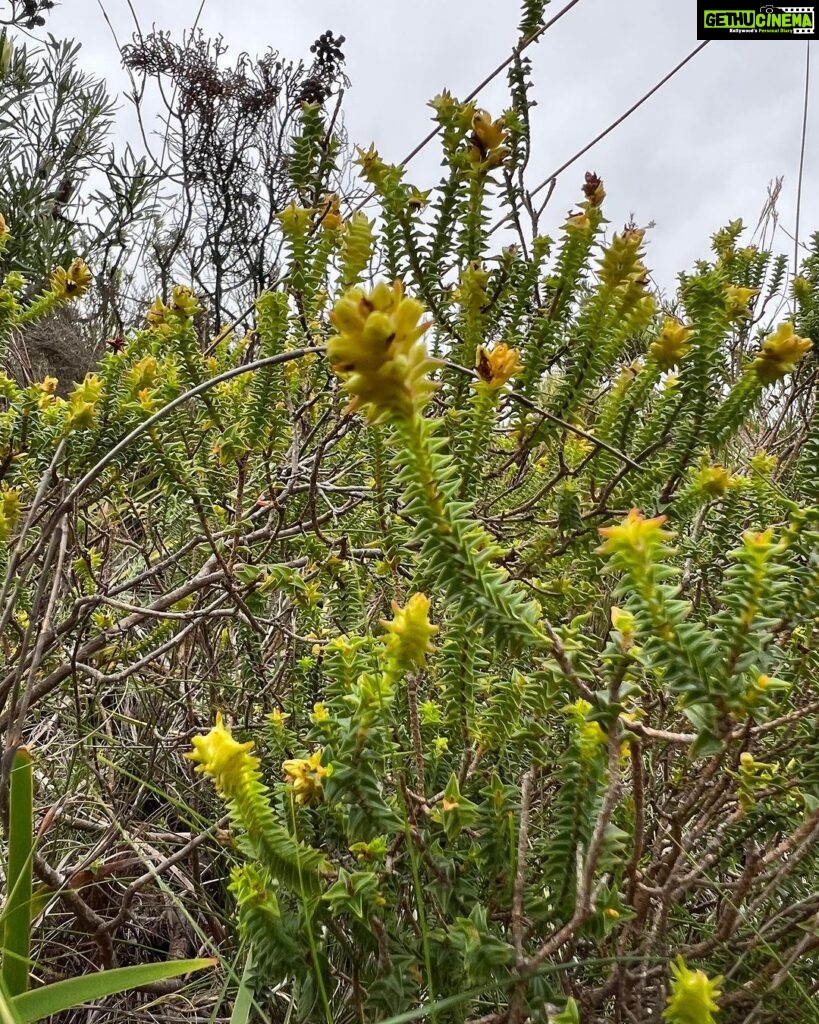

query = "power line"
[489,39,711,234]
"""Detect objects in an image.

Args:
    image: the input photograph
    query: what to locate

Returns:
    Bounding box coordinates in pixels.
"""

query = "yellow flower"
[186,713,259,799]
[475,343,521,390]
[129,356,159,392]
[752,322,812,384]
[471,109,506,151]
[171,285,201,318]
[724,285,757,320]
[282,749,329,806]
[0,489,21,542]
[51,258,92,300]
[381,593,438,670]
[327,281,441,421]
[64,374,104,432]
[277,202,314,235]
[663,956,722,1024]
[311,702,330,723]
[0,213,9,238]
[146,297,168,327]
[695,463,732,497]
[467,109,509,173]
[649,319,693,370]
[597,509,673,557]
[319,192,343,231]
[267,707,290,731]
[564,211,591,232]
[36,376,59,409]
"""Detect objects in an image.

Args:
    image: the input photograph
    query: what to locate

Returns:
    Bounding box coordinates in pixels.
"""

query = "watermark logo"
[699,3,818,38]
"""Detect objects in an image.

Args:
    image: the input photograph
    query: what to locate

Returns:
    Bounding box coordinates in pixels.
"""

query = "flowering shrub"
[1,10,818,1022]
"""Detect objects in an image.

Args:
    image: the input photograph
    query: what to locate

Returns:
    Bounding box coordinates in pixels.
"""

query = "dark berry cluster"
[309,30,346,67]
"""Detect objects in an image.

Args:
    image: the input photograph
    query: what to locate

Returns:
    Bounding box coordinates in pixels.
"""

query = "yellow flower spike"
[171,285,201,318]
[471,109,506,151]
[695,463,732,497]
[277,202,314,235]
[564,211,591,233]
[186,712,259,799]
[0,489,21,542]
[0,212,10,238]
[327,281,441,421]
[381,593,438,670]
[752,322,812,384]
[724,284,758,320]
[267,707,290,731]
[51,258,92,301]
[663,956,722,1024]
[146,297,168,327]
[649,318,694,370]
[311,702,330,723]
[597,509,674,557]
[475,342,521,390]
[282,749,329,806]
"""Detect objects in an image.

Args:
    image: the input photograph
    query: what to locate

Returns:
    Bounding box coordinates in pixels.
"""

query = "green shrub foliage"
[1,20,818,1024]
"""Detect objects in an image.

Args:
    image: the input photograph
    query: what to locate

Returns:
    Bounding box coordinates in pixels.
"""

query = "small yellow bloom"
[381,593,438,669]
[277,202,314,235]
[725,284,757,320]
[695,463,732,497]
[267,707,290,731]
[475,342,521,389]
[146,297,168,327]
[467,110,509,173]
[0,489,21,542]
[319,193,343,231]
[311,702,330,723]
[0,213,10,238]
[51,258,92,300]
[663,956,722,1024]
[752,322,812,384]
[282,749,329,806]
[564,211,591,232]
[649,319,693,370]
[597,509,673,557]
[186,713,259,798]
[171,285,201,318]
[472,109,506,151]
[129,356,159,392]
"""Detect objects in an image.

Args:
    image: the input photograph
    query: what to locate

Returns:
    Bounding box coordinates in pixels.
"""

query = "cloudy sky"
[39,0,817,291]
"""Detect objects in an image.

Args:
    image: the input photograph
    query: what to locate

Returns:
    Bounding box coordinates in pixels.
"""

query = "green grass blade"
[1,748,33,998]
[11,958,215,1023]
[228,949,254,1024]
[0,974,23,1024]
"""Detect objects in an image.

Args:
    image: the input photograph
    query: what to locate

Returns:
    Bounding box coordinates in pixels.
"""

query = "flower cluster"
[752,322,812,383]
[282,749,329,806]
[380,593,438,671]
[649,318,693,370]
[51,258,92,301]
[327,281,441,421]
[186,713,259,800]
[475,343,521,390]
[663,956,722,1024]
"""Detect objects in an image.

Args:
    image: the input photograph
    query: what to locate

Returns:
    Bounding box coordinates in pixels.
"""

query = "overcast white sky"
[40,0,817,291]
